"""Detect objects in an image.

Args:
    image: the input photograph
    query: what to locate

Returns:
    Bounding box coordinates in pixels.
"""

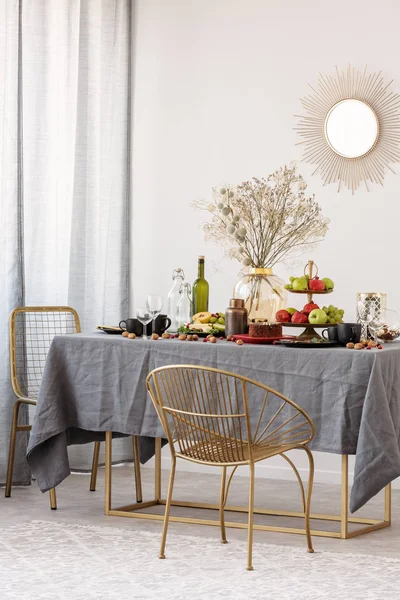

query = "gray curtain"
[0,0,30,486]
[0,0,133,483]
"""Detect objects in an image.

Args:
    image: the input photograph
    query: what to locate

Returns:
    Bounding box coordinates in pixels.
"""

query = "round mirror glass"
[325,99,379,158]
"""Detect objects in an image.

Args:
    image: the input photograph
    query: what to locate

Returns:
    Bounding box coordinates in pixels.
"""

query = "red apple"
[292,311,309,324]
[302,302,320,315]
[308,277,326,291]
[276,309,291,323]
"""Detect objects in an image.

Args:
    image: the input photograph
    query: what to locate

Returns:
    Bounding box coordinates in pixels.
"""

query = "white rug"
[0,520,398,600]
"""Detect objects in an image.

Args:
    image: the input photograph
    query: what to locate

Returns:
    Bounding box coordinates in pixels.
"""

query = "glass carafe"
[167,268,185,332]
[177,282,192,328]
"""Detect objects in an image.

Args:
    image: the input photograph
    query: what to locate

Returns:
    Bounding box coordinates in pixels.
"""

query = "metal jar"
[225,298,248,337]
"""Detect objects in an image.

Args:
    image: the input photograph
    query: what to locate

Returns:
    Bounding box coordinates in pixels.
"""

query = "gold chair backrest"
[146,365,314,466]
[10,306,80,400]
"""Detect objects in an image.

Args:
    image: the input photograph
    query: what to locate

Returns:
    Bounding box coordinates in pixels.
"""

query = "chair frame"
[5,306,142,507]
[146,365,315,570]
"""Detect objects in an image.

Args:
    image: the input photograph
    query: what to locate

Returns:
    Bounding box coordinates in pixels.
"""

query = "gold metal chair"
[5,306,143,507]
[146,365,315,571]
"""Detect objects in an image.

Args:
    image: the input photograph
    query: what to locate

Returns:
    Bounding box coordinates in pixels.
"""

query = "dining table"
[27,332,400,537]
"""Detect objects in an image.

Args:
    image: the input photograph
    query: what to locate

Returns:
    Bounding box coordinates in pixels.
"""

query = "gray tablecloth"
[27,333,400,512]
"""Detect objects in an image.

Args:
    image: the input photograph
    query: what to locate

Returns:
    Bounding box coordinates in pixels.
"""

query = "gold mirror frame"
[295,65,400,193]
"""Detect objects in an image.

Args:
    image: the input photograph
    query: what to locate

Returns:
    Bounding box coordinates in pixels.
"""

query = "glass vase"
[233,268,287,322]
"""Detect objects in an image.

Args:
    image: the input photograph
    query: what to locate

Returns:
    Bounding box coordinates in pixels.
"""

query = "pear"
[192,311,212,324]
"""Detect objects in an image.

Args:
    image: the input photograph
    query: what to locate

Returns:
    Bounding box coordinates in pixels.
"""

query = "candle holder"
[356,292,387,340]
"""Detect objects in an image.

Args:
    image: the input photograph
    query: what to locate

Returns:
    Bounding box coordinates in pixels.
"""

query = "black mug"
[119,318,143,336]
[336,323,361,346]
[322,326,338,342]
[152,314,172,336]
[119,314,171,336]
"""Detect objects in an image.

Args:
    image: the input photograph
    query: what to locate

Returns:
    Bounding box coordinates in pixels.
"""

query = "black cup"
[336,323,361,346]
[153,314,172,335]
[322,326,338,342]
[119,318,143,336]
[119,314,172,336]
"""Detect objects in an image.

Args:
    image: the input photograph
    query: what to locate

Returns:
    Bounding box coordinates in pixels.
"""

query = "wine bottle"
[192,255,209,314]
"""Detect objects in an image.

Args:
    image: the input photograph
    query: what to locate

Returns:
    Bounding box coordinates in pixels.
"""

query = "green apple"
[292,276,308,291]
[308,309,328,325]
[286,307,298,316]
[322,277,334,290]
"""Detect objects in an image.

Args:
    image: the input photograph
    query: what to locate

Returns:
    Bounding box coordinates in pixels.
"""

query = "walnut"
[122,331,129,337]
[128,333,136,339]
[151,333,159,340]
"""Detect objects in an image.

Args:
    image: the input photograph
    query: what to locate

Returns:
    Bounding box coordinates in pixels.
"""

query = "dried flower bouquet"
[194,164,329,269]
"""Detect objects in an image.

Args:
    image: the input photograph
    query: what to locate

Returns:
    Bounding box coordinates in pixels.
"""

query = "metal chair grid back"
[147,365,314,466]
[10,307,80,400]
[149,366,249,464]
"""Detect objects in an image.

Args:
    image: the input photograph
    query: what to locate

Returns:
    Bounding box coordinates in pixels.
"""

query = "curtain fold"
[1,0,133,481]
[0,0,30,486]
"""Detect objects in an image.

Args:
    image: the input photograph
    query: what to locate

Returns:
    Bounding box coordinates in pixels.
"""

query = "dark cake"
[248,321,282,338]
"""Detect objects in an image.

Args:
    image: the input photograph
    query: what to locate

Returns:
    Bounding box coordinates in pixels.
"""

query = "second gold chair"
[6,306,142,507]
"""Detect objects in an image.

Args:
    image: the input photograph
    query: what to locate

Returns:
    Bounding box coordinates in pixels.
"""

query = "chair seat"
[176,437,304,465]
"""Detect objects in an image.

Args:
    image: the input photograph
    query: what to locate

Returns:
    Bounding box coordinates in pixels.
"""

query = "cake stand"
[282,260,336,340]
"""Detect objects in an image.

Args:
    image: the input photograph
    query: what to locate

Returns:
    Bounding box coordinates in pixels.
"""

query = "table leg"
[340,454,348,539]
[385,483,392,524]
[104,431,112,515]
[132,436,143,503]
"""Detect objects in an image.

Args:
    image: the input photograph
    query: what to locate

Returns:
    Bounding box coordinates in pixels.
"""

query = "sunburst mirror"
[295,65,400,193]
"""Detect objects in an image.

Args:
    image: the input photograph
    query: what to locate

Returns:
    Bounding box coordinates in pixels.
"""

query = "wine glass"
[146,295,163,335]
[136,307,153,340]
[357,300,374,341]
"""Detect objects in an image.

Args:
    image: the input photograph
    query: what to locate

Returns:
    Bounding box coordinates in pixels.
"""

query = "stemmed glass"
[146,295,163,335]
[357,301,374,340]
[136,307,153,340]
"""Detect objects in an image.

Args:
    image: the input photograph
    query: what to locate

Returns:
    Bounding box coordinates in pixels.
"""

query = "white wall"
[131,0,400,488]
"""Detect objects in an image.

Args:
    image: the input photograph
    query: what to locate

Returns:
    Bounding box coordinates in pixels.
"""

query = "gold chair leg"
[89,441,101,492]
[104,431,112,515]
[5,401,21,498]
[247,461,255,571]
[303,447,314,553]
[132,436,143,503]
[220,467,228,544]
[49,488,57,510]
[155,437,162,501]
[159,457,176,559]
[341,454,348,539]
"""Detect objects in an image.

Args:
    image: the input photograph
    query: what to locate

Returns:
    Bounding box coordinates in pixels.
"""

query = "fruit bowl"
[371,309,400,343]
[289,289,333,295]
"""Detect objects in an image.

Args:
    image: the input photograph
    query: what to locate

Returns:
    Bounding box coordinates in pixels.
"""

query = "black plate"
[274,340,338,348]
[96,326,123,335]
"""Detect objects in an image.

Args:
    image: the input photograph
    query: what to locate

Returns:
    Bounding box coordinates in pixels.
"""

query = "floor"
[1,464,399,558]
